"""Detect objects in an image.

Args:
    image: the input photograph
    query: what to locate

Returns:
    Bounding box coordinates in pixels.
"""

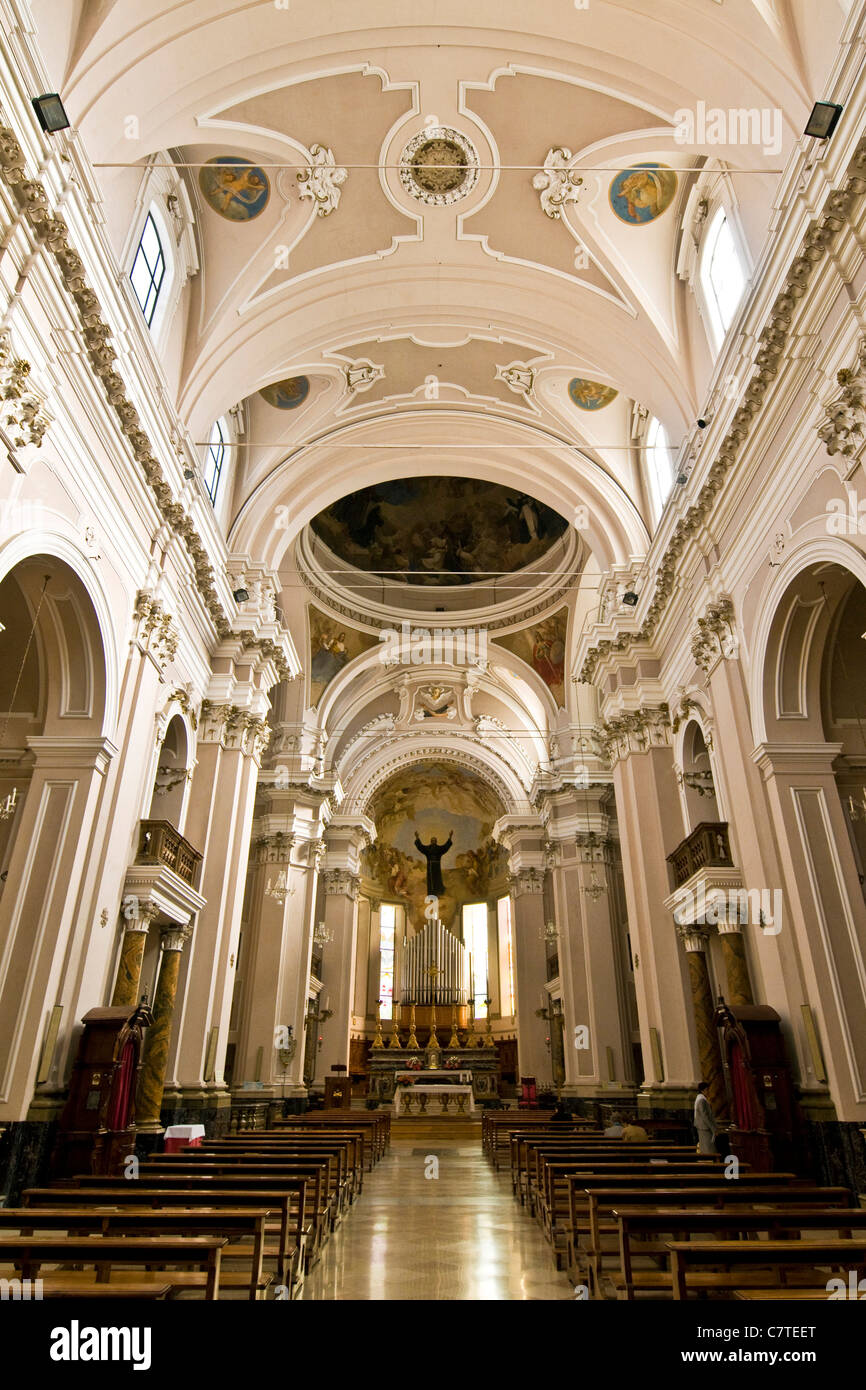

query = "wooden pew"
[165,1140,356,1210]
[69,1170,329,1270]
[23,1185,306,1293]
[569,1185,853,1293]
[196,1136,363,1199]
[0,1207,272,1300]
[0,1235,226,1299]
[668,1238,866,1301]
[140,1156,342,1238]
[564,1173,802,1289]
[274,1113,390,1165]
[613,1206,866,1300]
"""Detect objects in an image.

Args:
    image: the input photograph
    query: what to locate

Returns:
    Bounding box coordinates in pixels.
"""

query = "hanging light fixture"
[0,574,50,821]
[538,919,559,943]
[312,919,334,948]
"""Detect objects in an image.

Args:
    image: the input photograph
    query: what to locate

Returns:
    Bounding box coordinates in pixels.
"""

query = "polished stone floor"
[301,1116,575,1301]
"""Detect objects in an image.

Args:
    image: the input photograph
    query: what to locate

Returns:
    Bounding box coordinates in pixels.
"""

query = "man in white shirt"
[694,1081,718,1155]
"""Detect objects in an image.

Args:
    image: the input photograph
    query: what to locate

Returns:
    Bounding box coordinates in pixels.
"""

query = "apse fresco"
[309,477,568,586]
[609,164,677,225]
[568,377,618,411]
[259,376,310,409]
[495,607,568,706]
[198,156,270,221]
[364,761,507,929]
[308,605,377,706]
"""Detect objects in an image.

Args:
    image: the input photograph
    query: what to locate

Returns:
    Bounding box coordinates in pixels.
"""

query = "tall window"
[497,895,515,1017]
[378,903,396,1020]
[463,902,489,1019]
[701,209,747,348]
[645,416,674,524]
[204,418,227,505]
[129,213,166,326]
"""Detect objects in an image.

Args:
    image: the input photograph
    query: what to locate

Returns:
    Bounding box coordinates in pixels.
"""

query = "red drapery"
[729,1039,761,1130]
[106,1037,137,1130]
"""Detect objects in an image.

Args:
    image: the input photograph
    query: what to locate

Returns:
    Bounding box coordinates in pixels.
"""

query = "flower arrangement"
[443,1055,462,1069]
[403,1056,423,1071]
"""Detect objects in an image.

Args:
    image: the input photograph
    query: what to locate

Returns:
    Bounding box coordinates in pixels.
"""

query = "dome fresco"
[309,477,568,586]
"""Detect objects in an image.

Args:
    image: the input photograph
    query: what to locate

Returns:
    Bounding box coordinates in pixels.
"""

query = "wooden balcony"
[666,822,733,889]
[136,820,203,888]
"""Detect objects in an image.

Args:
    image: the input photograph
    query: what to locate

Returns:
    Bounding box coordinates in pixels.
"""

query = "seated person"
[621,1119,649,1142]
[549,1100,573,1123]
[603,1113,624,1137]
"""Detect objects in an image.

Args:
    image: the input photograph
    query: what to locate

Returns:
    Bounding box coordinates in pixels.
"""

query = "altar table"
[393,1084,475,1116]
[164,1124,205,1152]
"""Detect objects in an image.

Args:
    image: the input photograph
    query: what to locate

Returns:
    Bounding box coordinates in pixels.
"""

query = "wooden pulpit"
[51,1002,152,1178]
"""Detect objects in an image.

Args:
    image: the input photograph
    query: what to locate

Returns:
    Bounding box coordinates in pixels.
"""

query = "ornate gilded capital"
[0,331,50,448]
[676,922,711,953]
[323,869,360,900]
[818,340,866,460]
[509,868,545,897]
[159,922,192,953]
[602,704,671,765]
[134,590,179,667]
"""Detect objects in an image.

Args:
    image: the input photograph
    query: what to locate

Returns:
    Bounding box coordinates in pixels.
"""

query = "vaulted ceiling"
[35,1,847,584]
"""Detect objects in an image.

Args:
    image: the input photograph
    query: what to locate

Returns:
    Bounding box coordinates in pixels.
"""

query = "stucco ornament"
[533,148,583,219]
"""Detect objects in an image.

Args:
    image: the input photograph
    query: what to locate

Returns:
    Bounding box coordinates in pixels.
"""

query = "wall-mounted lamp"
[805,102,843,140]
[32,94,70,134]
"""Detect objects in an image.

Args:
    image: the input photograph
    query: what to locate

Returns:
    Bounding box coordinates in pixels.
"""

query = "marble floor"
[301,1116,575,1301]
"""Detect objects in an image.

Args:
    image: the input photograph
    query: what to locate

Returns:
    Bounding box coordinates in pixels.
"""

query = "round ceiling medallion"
[399,127,479,206]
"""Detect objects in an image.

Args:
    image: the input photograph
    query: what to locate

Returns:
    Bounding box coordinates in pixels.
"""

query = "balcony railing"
[546,952,559,981]
[666,822,733,889]
[136,819,203,887]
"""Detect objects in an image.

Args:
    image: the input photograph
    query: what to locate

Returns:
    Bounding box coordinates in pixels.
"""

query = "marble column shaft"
[680,930,727,1122]
[718,927,754,1007]
[137,928,188,1130]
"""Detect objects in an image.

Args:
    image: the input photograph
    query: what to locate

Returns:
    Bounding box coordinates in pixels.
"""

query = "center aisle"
[301,1116,574,1300]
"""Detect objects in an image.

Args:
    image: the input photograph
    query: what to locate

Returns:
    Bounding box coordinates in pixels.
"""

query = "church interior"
[1,0,866,1316]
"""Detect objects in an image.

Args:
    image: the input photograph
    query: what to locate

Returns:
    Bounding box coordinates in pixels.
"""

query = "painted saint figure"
[413,830,454,896]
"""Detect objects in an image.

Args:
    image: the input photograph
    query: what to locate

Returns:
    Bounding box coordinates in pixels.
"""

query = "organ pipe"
[401,918,466,1004]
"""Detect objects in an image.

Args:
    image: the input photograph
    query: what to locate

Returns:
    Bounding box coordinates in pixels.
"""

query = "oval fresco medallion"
[259,376,311,410]
[609,163,677,226]
[568,378,618,411]
[199,156,270,222]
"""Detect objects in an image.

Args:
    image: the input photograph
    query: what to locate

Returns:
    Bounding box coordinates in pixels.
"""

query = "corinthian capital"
[602,705,671,765]
[818,341,866,461]
[691,598,738,673]
[323,869,360,900]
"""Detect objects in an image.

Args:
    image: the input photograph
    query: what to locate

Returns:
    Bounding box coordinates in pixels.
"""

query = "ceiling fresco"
[308,478,568,587]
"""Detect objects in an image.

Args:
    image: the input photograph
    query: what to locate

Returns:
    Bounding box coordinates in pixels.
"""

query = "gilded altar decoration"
[199,156,270,221]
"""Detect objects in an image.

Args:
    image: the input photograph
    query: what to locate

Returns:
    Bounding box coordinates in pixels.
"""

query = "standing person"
[694,1081,718,1156]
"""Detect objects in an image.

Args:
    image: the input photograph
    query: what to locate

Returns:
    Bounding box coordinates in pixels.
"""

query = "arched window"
[700,208,747,349]
[645,416,674,524]
[204,418,227,505]
[129,212,166,327]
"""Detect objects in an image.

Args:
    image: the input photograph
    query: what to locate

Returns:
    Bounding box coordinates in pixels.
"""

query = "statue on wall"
[413,830,454,896]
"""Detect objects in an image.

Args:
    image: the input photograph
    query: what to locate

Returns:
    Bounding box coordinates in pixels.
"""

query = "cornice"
[0,121,295,685]
[577,135,866,686]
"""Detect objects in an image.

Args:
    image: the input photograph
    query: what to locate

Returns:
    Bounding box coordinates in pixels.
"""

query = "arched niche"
[679,719,721,829]
[146,712,192,831]
[0,556,108,889]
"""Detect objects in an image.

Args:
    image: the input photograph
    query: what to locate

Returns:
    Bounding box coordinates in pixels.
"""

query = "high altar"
[367,917,501,1107]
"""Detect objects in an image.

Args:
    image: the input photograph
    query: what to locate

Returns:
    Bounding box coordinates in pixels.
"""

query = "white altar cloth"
[393,1084,474,1116]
